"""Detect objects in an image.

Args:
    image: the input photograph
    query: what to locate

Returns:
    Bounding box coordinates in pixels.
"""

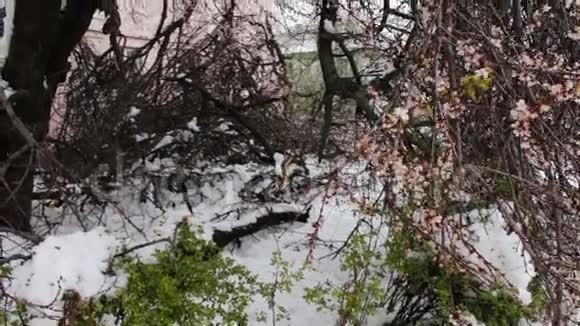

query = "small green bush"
[304,212,543,326]
[106,222,259,326]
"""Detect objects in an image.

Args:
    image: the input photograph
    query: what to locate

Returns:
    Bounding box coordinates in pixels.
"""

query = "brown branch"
[0,90,37,146]
[172,77,280,158]
[0,144,32,180]
[112,238,171,259]
[212,209,310,248]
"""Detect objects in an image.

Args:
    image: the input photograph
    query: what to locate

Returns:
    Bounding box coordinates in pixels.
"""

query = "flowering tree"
[353,0,580,324]
[274,0,580,323]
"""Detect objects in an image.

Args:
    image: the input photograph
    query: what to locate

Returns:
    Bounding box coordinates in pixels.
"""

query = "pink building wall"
[85,0,273,51]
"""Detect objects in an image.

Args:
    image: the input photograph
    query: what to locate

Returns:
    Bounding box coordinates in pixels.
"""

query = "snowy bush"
[304,208,545,326]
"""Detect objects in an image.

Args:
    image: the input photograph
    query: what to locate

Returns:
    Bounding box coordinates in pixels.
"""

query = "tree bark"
[316,0,378,157]
[212,210,310,248]
[0,0,98,231]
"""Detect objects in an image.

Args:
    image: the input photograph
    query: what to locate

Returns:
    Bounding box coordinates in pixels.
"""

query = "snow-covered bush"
[303,210,545,326]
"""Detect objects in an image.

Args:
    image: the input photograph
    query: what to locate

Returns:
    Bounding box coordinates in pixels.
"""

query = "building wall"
[84,0,273,52]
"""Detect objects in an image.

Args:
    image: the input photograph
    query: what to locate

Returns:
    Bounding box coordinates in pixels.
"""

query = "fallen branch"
[212,208,311,248]
[0,226,44,244]
[113,237,171,259]
[0,253,33,265]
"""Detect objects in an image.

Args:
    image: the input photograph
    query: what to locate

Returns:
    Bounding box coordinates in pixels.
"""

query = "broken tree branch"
[212,209,310,248]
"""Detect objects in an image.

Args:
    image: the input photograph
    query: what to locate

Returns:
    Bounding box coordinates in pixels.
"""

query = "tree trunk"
[0,0,98,231]
[316,0,378,157]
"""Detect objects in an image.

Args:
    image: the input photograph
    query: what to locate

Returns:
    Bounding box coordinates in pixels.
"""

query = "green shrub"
[106,222,259,326]
[106,222,310,325]
[304,212,543,326]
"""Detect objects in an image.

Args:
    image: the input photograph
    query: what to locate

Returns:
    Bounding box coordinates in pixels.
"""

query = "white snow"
[215,121,233,132]
[8,228,118,306]
[126,106,141,118]
[273,152,285,176]
[0,78,14,98]
[151,135,174,151]
[568,26,580,41]
[186,117,200,131]
[134,133,150,142]
[323,19,338,34]
[466,209,535,304]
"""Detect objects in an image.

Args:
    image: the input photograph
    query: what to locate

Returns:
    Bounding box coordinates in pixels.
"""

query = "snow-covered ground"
[0,156,540,325]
